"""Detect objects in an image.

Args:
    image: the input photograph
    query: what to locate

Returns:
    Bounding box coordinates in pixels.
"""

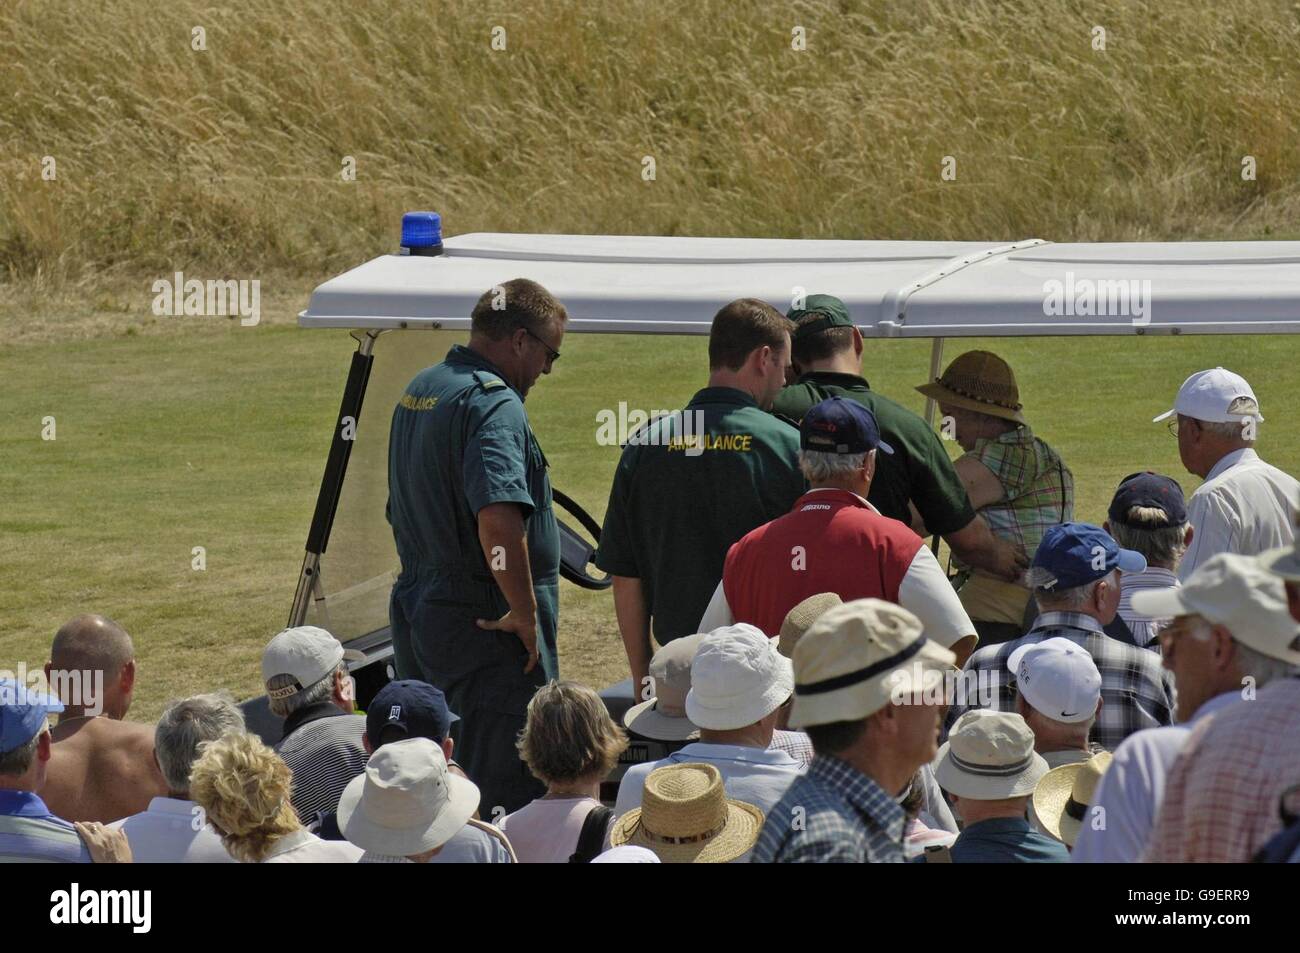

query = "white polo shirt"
[1070,691,1240,864]
[1178,449,1300,581]
[109,797,236,864]
[613,742,804,837]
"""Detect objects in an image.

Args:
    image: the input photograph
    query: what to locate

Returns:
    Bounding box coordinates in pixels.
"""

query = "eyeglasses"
[523,327,561,363]
[1166,419,1179,438]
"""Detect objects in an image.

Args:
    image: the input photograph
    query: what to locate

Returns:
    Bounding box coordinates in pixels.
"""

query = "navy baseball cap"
[1030,522,1147,592]
[366,680,460,748]
[801,397,894,455]
[0,678,63,755]
[1108,472,1187,528]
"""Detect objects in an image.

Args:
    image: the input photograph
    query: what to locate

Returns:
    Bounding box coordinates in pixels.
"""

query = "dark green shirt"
[772,371,975,536]
[596,386,804,644]
[386,345,560,679]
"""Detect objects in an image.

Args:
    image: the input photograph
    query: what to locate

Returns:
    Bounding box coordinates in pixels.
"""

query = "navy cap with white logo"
[800,397,894,456]
[366,680,460,747]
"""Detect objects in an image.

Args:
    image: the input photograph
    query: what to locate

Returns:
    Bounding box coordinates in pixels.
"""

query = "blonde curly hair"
[188,732,300,863]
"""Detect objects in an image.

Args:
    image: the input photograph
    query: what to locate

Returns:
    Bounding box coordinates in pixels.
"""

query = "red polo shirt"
[721,488,925,637]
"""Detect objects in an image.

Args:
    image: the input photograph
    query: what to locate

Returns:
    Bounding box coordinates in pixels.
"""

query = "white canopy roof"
[300,233,1300,337]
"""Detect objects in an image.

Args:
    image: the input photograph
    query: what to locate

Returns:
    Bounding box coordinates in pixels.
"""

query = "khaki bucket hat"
[935,710,1049,800]
[608,763,763,863]
[915,350,1026,423]
[1031,751,1114,847]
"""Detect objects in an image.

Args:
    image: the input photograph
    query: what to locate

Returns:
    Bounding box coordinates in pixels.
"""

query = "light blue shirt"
[1071,691,1240,863]
[614,742,804,824]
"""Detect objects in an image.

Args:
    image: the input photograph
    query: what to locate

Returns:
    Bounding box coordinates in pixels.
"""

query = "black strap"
[569,806,614,863]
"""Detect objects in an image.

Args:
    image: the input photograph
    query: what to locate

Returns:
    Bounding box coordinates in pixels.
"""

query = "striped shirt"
[1116,567,1179,649]
[946,611,1175,751]
[0,790,92,863]
[750,755,905,863]
[273,703,368,822]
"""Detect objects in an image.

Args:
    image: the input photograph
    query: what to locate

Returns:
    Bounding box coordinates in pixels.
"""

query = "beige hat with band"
[1132,552,1300,666]
[915,350,1026,424]
[608,762,762,863]
[788,598,956,730]
[1032,751,1113,847]
[935,710,1049,800]
[1259,539,1300,583]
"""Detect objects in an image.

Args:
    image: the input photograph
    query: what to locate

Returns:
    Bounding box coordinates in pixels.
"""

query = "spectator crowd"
[3,289,1300,863]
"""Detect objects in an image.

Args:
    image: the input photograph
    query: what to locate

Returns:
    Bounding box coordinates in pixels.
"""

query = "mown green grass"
[2,299,1297,719]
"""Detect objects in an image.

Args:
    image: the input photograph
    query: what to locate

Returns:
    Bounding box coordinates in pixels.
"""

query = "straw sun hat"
[915,350,1026,423]
[609,763,763,863]
[1032,751,1114,847]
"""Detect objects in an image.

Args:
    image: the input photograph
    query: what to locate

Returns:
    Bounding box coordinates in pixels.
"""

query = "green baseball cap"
[788,294,854,339]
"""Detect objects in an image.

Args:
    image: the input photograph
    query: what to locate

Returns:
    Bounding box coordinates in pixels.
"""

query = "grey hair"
[1235,642,1299,689]
[0,728,44,778]
[1188,618,1298,688]
[799,449,872,484]
[1109,509,1189,568]
[266,664,341,719]
[155,692,246,793]
[1195,418,1255,442]
[1032,577,1102,610]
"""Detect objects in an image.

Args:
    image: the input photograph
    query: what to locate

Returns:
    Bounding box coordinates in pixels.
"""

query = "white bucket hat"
[685,625,793,731]
[935,710,1049,800]
[788,599,955,729]
[337,737,479,857]
[1007,637,1102,724]
[1132,552,1300,665]
[623,633,705,741]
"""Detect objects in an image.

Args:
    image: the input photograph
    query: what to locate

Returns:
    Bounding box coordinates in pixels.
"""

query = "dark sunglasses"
[523,326,561,363]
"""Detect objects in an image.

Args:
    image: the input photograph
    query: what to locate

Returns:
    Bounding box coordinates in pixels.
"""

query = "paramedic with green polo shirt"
[596,298,806,694]
[772,294,1027,584]
[386,278,566,817]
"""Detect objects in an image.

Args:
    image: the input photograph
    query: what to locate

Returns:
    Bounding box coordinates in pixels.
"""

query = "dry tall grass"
[3,0,1300,289]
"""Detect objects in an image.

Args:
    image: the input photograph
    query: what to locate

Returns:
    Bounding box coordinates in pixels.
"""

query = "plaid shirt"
[945,611,1175,751]
[1145,677,1300,863]
[750,755,905,863]
[770,729,815,765]
[957,425,1073,569]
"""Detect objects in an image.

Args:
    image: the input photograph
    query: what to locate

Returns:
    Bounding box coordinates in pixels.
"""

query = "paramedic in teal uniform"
[386,278,566,815]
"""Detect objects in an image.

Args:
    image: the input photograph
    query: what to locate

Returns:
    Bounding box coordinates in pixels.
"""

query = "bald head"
[46,615,136,720]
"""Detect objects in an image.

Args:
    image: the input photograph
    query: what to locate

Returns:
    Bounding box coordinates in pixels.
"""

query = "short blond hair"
[189,732,299,862]
[517,681,628,786]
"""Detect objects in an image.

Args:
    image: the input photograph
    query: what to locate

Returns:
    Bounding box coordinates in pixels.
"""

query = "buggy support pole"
[924,337,946,557]
[289,330,381,627]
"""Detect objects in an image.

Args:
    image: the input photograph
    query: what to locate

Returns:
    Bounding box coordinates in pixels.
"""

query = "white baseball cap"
[1007,637,1102,724]
[685,624,793,731]
[1132,552,1300,665]
[1152,367,1263,424]
[262,625,364,700]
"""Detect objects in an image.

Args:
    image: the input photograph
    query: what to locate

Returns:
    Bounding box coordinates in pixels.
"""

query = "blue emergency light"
[400,211,443,256]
